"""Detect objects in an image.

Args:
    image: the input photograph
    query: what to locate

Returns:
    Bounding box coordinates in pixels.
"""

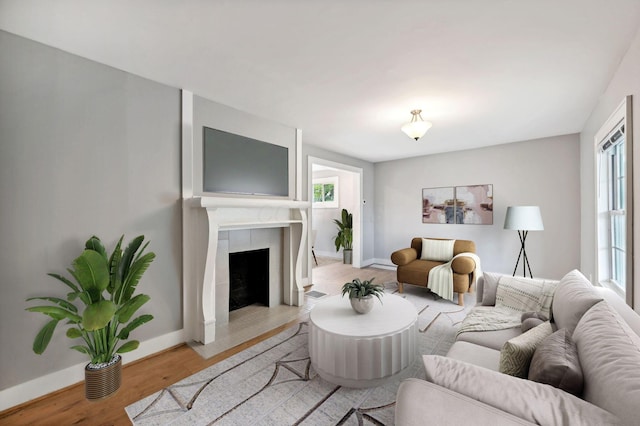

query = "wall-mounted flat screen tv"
[203,127,289,197]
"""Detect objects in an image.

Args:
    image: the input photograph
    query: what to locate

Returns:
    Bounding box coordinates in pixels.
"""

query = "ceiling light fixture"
[401,109,432,141]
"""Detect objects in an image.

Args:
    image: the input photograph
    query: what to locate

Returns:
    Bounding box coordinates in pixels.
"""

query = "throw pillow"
[420,238,455,262]
[499,321,553,378]
[495,275,558,318]
[529,329,584,396]
[521,317,544,332]
[480,271,501,306]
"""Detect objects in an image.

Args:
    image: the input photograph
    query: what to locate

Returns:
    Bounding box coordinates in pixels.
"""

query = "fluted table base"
[308,294,418,388]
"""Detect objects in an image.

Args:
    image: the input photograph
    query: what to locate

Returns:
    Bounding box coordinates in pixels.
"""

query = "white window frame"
[312,176,339,208]
[594,96,634,307]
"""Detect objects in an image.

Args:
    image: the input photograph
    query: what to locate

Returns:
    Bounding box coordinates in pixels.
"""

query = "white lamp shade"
[504,206,544,231]
[401,120,432,140]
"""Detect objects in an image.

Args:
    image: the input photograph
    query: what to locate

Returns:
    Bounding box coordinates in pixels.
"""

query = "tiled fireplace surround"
[216,228,283,325]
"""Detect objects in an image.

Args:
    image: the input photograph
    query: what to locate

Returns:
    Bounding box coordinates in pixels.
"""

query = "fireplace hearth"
[229,248,270,311]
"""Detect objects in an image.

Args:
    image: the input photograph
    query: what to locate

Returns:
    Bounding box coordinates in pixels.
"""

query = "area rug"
[126,284,474,425]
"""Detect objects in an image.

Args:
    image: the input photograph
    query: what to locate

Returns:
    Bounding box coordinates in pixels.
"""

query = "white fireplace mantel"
[183,196,310,344]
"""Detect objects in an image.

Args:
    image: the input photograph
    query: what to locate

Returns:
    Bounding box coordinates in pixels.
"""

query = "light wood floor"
[0,260,396,426]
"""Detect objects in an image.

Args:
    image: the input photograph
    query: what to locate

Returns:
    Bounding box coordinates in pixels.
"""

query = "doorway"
[307,157,363,279]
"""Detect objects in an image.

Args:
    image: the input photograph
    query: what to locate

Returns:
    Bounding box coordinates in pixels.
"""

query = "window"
[312,177,338,208]
[605,127,626,289]
[595,96,633,307]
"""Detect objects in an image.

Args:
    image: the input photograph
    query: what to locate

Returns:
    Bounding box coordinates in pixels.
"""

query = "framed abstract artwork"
[421,186,455,224]
[422,184,493,224]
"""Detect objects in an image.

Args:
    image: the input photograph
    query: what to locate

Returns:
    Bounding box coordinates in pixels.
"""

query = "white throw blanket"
[456,275,558,336]
[427,252,482,301]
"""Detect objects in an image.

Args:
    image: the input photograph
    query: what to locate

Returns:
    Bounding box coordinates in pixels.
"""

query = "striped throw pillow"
[421,239,455,262]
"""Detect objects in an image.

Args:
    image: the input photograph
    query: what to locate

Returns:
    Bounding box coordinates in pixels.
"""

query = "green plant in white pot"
[333,208,353,264]
[26,235,155,400]
[341,277,384,314]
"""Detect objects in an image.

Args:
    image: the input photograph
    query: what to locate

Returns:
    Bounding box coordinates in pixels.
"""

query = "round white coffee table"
[308,293,418,388]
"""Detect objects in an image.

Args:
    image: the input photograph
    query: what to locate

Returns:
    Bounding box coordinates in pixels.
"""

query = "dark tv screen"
[203,127,289,196]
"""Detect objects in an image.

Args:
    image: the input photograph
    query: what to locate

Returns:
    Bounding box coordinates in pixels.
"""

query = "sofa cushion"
[446,341,501,371]
[573,300,640,426]
[552,269,602,332]
[495,275,557,318]
[481,271,501,306]
[420,238,455,261]
[528,329,583,396]
[457,325,522,351]
[422,355,620,426]
[499,321,553,378]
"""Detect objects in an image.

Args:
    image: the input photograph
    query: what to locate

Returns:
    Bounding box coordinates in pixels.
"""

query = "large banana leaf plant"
[333,208,353,252]
[26,235,155,364]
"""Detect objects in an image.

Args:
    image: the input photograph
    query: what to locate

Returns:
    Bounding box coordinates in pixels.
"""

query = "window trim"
[594,96,634,308]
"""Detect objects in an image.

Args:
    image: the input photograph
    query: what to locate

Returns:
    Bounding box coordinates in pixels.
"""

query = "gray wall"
[0,31,182,390]
[580,26,640,311]
[374,135,581,279]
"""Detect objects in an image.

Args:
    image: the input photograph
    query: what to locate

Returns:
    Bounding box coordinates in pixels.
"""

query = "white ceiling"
[1,0,640,162]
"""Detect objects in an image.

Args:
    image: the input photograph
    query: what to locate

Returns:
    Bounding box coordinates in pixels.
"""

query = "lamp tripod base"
[512,230,534,279]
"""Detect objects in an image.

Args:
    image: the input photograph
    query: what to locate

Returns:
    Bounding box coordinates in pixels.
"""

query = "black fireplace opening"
[229,248,269,312]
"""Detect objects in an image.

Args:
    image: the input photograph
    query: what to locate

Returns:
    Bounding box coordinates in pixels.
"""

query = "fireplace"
[229,248,269,311]
[184,196,309,344]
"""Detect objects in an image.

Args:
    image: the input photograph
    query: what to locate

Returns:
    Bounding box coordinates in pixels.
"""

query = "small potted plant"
[333,208,353,264]
[341,277,384,314]
[26,235,155,400]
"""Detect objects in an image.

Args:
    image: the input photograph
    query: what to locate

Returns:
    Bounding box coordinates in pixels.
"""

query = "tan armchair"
[391,237,477,306]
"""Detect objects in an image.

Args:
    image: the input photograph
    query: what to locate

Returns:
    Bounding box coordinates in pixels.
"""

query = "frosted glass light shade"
[504,206,544,231]
[401,120,432,140]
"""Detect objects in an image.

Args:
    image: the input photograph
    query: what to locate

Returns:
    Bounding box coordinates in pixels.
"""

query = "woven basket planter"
[85,355,122,401]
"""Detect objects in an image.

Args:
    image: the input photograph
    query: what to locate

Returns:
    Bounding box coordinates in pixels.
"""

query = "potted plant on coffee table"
[341,277,384,314]
[333,208,353,264]
[26,235,155,401]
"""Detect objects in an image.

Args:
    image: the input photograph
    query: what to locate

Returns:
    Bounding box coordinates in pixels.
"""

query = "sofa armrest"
[391,248,418,266]
[451,256,475,275]
[396,378,535,426]
[476,274,485,304]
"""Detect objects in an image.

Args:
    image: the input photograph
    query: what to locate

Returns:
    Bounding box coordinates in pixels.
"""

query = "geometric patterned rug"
[125,283,474,425]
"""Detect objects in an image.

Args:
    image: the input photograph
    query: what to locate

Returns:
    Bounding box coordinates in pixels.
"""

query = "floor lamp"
[504,206,544,278]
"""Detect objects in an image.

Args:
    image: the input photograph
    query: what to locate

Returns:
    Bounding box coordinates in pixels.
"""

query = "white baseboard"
[360,258,374,267]
[369,258,396,270]
[0,329,185,412]
[314,249,340,258]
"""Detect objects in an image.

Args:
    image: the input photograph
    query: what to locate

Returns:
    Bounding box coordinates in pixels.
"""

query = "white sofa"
[395,270,640,426]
